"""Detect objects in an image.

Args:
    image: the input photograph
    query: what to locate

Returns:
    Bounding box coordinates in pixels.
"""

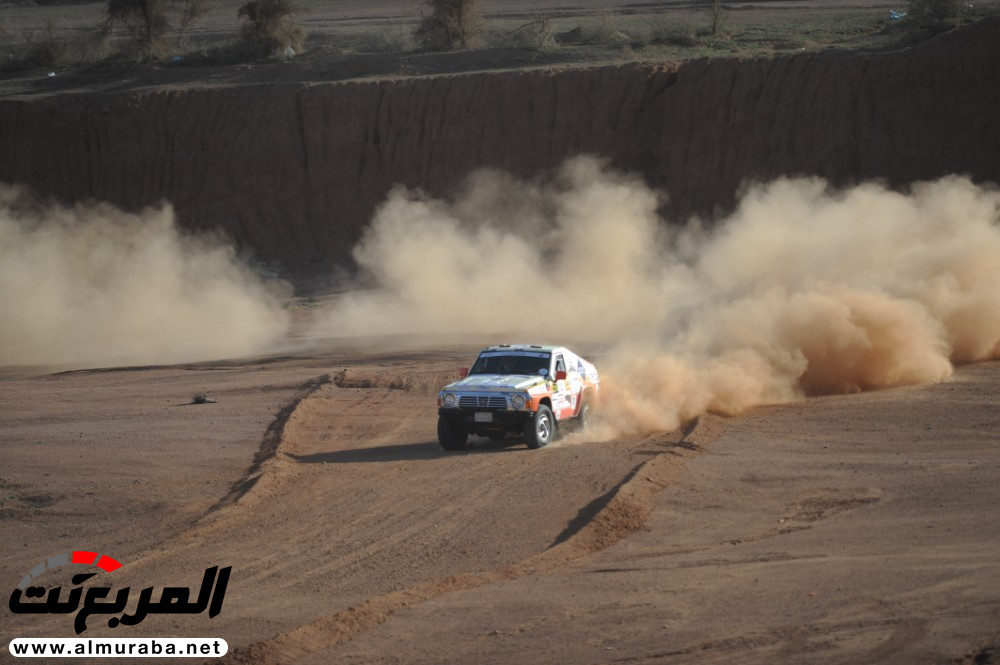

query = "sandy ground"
[1,348,997,663]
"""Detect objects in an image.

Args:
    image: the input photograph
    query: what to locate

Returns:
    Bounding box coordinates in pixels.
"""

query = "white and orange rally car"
[437,345,600,450]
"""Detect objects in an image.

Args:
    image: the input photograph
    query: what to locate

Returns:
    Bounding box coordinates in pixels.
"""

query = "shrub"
[645,17,700,47]
[908,0,962,26]
[502,17,557,50]
[238,0,307,56]
[23,19,70,68]
[577,11,628,46]
[667,26,698,47]
[70,26,112,63]
[2,18,110,71]
[355,26,411,53]
[414,0,483,50]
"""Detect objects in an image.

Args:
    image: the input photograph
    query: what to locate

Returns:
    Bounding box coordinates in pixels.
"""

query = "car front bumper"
[438,407,531,432]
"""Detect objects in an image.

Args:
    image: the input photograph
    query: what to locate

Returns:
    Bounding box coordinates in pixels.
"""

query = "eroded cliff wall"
[1,19,998,268]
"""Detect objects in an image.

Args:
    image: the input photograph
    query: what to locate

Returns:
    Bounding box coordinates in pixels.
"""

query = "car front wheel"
[525,405,556,449]
[438,416,470,451]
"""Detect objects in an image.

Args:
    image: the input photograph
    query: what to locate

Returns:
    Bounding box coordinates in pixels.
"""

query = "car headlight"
[511,394,526,409]
[442,393,457,407]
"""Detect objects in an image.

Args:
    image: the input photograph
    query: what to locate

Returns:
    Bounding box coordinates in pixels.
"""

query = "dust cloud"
[314,156,1000,438]
[0,186,290,368]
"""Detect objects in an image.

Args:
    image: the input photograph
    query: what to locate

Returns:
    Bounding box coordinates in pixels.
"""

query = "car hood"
[443,374,545,392]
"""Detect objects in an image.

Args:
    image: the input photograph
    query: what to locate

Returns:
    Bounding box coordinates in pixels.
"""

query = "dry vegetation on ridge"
[2,0,1000,87]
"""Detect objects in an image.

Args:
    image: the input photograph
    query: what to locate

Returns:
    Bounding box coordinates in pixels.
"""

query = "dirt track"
[2,350,998,663]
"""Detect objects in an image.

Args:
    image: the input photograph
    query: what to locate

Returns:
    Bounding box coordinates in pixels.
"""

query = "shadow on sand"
[289,437,526,464]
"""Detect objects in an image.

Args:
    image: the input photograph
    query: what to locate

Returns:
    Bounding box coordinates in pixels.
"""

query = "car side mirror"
[539,368,548,377]
[555,370,567,381]
[459,367,469,378]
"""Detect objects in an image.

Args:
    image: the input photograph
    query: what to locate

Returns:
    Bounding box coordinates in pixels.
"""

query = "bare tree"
[706,0,725,35]
[0,18,13,66]
[105,0,172,57]
[414,0,483,50]
[175,0,210,47]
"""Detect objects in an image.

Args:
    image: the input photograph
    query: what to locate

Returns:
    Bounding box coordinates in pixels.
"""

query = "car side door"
[551,354,576,420]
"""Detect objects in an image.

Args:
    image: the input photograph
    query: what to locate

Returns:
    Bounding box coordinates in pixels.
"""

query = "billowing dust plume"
[0,186,290,368]
[314,157,1000,438]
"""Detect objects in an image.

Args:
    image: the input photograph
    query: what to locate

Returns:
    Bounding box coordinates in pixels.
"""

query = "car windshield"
[470,353,550,376]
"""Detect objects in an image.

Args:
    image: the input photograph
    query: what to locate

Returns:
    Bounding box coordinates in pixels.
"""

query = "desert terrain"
[2,0,1000,663]
[1,348,998,663]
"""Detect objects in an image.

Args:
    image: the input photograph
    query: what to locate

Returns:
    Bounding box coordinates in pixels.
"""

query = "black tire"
[576,399,591,431]
[438,416,469,451]
[524,404,556,449]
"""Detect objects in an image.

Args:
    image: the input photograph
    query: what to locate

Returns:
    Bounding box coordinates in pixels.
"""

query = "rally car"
[436,345,600,450]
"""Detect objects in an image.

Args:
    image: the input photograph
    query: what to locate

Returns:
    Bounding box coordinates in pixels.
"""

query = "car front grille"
[458,395,508,409]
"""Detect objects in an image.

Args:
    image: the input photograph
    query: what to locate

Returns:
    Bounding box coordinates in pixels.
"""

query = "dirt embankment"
[0,19,998,269]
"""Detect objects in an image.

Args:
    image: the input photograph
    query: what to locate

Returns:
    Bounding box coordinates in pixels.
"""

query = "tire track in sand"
[227,411,718,665]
